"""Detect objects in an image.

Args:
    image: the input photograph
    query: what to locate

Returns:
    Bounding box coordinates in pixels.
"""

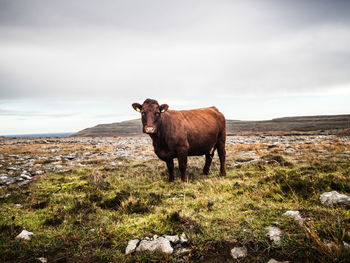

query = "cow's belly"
[152,130,219,159]
[154,148,176,161]
[187,135,217,156]
[187,143,215,156]
[155,146,211,159]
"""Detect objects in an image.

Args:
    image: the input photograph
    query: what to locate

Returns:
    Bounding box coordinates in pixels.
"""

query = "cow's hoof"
[181,177,189,183]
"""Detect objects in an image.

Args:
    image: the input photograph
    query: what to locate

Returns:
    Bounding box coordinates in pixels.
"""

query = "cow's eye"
[141,112,145,116]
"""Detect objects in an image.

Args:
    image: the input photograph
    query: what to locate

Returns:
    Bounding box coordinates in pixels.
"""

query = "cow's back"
[161,107,225,156]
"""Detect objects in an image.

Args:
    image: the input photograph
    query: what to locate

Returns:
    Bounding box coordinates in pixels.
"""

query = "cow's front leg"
[165,159,174,182]
[178,154,188,182]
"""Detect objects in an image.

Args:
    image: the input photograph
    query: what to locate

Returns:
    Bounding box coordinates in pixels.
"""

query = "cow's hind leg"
[203,151,214,175]
[166,159,174,182]
[217,137,226,177]
[178,154,188,182]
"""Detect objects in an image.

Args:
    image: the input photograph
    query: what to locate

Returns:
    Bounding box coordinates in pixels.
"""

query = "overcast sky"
[1,0,350,135]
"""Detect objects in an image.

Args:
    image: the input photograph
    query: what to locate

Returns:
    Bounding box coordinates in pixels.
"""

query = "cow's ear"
[159,104,169,113]
[132,103,142,112]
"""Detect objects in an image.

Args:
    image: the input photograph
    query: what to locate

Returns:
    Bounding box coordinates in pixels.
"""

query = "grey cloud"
[0,0,202,32]
[0,0,350,102]
[1,1,350,32]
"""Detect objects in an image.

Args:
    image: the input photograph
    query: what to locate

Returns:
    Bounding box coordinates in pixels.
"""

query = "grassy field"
[1,136,350,262]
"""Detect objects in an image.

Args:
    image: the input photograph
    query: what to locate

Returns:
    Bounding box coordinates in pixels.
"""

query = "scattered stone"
[14,204,23,209]
[285,148,296,153]
[266,226,282,244]
[164,235,180,244]
[319,191,350,207]
[126,234,188,255]
[230,246,248,259]
[88,228,96,233]
[267,259,289,263]
[180,232,188,244]
[343,241,350,249]
[283,210,304,225]
[20,173,32,180]
[125,239,140,255]
[16,230,34,241]
[36,257,47,263]
[136,237,173,254]
[0,175,16,185]
[17,180,30,186]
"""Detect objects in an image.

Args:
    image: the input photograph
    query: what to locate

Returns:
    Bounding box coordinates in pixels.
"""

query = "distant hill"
[226,114,350,135]
[74,119,143,137]
[73,114,350,137]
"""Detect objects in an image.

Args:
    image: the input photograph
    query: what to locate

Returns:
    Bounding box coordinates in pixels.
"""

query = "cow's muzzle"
[145,126,156,134]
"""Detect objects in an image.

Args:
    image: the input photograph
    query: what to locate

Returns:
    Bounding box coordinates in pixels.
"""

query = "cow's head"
[132,98,169,134]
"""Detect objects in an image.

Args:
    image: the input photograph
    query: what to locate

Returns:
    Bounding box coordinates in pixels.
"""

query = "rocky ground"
[0,136,154,187]
[2,135,348,188]
[0,135,350,262]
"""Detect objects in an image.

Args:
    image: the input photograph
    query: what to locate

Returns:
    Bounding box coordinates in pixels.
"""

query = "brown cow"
[132,98,226,182]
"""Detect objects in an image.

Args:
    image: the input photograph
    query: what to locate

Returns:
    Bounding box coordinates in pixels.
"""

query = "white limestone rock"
[20,173,32,180]
[16,230,34,241]
[180,232,188,244]
[266,226,282,244]
[136,237,173,254]
[231,246,248,259]
[283,210,304,225]
[125,239,139,255]
[37,257,47,263]
[17,180,30,186]
[320,191,350,207]
[0,175,16,185]
[164,235,180,244]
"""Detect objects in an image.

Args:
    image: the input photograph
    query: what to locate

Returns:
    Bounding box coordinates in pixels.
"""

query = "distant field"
[73,114,350,137]
[0,135,350,262]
